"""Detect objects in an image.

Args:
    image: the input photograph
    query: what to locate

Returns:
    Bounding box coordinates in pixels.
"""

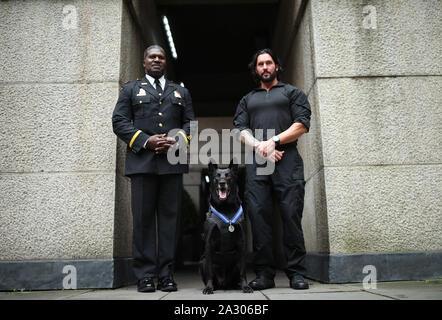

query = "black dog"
[199,161,253,294]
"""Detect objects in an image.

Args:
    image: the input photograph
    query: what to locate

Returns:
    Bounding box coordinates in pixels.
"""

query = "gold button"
[139,100,142,103]
[159,101,162,104]
[158,112,163,116]
[159,93,162,96]
[159,123,163,127]
[178,102,182,105]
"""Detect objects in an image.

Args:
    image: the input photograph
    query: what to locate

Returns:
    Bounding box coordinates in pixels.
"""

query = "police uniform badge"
[137,88,146,96]
[174,90,182,99]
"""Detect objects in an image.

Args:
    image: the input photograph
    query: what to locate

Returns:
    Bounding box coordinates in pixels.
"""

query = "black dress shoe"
[137,277,155,293]
[248,277,275,290]
[157,277,177,292]
[290,275,309,290]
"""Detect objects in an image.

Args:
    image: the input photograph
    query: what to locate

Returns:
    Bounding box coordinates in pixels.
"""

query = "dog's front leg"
[240,262,253,293]
[202,227,215,294]
[239,227,253,293]
[202,253,214,294]
[203,279,214,295]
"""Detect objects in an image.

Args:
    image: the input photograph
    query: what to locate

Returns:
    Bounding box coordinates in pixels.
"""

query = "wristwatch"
[271,135,280,146]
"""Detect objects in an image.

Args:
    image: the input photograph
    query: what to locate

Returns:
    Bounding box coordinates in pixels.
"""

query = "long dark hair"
[248,48,283,84]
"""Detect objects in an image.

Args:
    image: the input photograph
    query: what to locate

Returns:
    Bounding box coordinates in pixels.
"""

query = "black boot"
[137,277,155,293]
[157,276,178,292]
[248,277,275,290]
[290,274,309,290]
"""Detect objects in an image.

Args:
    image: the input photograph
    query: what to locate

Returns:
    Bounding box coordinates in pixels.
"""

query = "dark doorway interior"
[154,1,282,267]
[156,2,280,117]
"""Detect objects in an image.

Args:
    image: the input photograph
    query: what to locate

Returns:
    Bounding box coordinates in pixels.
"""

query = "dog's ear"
[208,160,218,175]
[229,158,239,174]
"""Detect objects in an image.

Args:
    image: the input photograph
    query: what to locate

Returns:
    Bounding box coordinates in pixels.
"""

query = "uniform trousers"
[245,149,307,280]
[130,173,183,280]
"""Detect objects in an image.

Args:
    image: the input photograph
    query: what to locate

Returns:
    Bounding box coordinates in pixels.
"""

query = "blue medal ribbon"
[209,205,243,226]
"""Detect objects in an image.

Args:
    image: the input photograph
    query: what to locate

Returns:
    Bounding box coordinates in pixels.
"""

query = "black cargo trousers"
[244,143,307,280]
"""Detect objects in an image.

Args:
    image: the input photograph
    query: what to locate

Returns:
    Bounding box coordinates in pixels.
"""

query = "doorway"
[135,0,284,269]
[156,0,280,117]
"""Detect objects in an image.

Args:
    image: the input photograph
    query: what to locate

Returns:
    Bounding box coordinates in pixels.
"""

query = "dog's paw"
[242,285,254,293]
[203,287,214,294]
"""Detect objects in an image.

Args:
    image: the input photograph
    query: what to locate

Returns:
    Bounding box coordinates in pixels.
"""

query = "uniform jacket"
[112,76,195,176]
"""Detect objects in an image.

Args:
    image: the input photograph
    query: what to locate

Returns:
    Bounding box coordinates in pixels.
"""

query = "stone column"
[283,0,441,282]
[0,0,163,290]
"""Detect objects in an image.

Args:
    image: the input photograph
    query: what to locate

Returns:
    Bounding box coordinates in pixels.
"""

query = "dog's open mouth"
[218,188,229,200]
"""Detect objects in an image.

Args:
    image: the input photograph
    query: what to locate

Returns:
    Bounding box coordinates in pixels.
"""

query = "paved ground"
[1,268,441,300]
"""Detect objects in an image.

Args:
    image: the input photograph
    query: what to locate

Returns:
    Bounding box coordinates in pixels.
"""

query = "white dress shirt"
[143,74,165,149]
[145,74,165,91]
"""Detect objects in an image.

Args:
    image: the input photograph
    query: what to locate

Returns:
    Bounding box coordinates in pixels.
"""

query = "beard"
[146,63,165,78]
[147,69,164,79]
[258,70,277,83]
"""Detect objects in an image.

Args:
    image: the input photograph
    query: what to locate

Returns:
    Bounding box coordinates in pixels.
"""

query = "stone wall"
[0,0,122,262]
[280,0,441,281]
[0,0,167,290]
[310,0,441,254]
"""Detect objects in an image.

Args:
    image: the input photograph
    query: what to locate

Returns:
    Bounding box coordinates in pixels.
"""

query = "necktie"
[155,79,163,95]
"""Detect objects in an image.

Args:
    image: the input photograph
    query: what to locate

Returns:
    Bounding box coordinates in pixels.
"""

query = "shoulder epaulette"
[119,79,136,91]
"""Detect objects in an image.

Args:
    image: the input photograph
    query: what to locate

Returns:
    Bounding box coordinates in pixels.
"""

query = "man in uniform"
[234,48,311,290]
[112,45,195,292]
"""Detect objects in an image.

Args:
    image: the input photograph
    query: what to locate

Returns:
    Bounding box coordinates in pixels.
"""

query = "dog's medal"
[209,205,243,234]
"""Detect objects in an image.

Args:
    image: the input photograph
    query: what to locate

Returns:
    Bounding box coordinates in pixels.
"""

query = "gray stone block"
[324,165,441,254]
[284,0,315,95]
[0,0,122,83]
[306,251,442,283]
[303,168,329,253]
[0,258,135,290]
[272,0,305,60]
[113,174,132,258]
[298,82,323,181]
[329,251,442,283]
[0,172,115,260]
[311,0,442,77]
[317,76,441,167]
[0,82,119,172]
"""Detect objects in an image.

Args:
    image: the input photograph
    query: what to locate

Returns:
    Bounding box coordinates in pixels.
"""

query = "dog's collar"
[209,205,243,225]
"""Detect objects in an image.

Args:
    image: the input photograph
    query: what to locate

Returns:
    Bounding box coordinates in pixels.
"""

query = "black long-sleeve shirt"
[233,82,311,142]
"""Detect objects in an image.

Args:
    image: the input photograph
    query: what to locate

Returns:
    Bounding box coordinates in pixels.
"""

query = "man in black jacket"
[112,45,195,292]
[234,48,311,290]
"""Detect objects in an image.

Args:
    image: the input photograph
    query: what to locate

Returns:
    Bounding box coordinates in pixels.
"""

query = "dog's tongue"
[218,190,227,199]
